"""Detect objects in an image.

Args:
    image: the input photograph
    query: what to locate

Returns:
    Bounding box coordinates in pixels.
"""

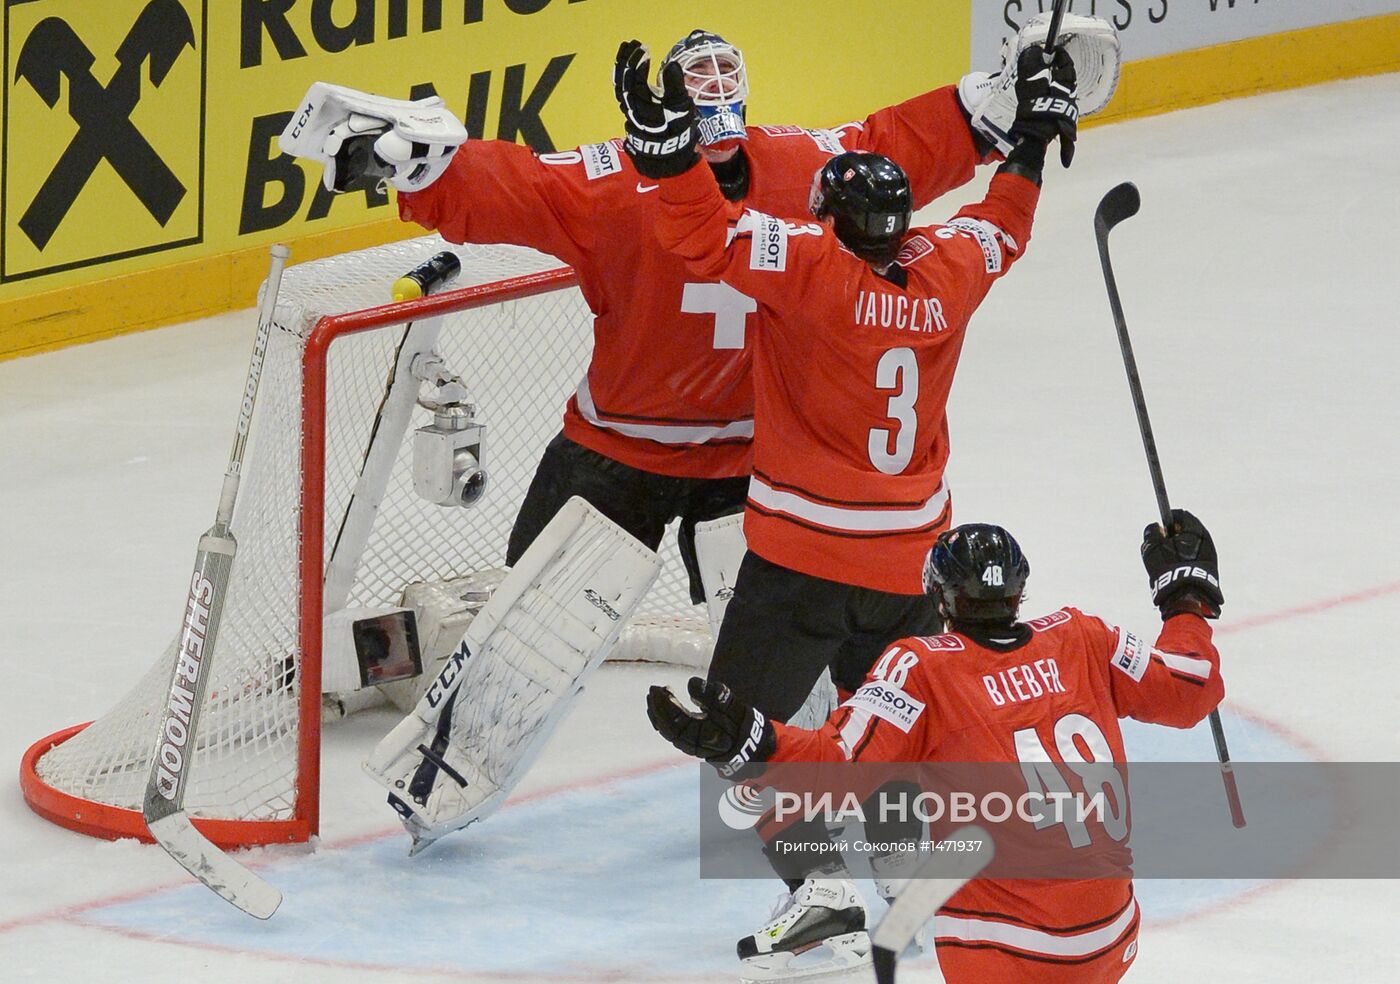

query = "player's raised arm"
[898,41,1077,322]
[838,12,1119,208]
[615,41,837,297]
[278,81,602,269]
[1106,510,1227,728]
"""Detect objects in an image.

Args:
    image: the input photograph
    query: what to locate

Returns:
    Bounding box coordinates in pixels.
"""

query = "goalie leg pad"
[967,13,1122,157]
[694,512,747,643]
[363,497,661,854]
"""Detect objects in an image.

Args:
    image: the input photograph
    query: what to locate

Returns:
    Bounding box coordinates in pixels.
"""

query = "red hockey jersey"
[772,608,1225,969]
[652,164,1038,592]
[397,87,982,479]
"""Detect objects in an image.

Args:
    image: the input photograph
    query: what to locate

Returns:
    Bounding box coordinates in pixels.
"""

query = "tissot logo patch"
[845,681,926,733]
[581,140,623,181]
[3,0,206,281]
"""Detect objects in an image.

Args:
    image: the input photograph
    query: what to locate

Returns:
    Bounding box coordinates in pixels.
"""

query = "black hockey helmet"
[923,524,1030,623]
[809,152,912,266]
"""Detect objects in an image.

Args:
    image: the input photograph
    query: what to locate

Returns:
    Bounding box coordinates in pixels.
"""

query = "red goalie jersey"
[772,608,1225,982]
[652,165,1038,592]
[397,87,982,480]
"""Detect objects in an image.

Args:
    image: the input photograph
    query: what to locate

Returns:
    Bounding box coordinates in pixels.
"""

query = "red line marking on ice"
[0,756,687,938]
[1215,579,1400,635]
[63,917,723,984]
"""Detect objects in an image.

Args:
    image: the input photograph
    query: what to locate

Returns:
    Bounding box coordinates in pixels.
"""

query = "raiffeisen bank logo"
[3,0,207,281]
[716,781,774,831]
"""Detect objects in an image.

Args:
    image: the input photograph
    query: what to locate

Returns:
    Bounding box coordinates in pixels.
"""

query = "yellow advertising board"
[1,0,971,357]
[5,1,1397,360]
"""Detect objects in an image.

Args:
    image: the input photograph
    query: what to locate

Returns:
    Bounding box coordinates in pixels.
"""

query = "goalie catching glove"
[962,12,1120,161]
[279,82,467,193]
[614,40,700,178]
[648,677,775,779]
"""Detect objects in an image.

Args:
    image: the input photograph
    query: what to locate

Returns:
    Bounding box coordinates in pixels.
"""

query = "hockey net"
[20,236,713,846]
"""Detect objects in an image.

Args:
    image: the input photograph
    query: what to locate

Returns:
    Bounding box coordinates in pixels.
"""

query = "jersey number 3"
[868,347,919,475]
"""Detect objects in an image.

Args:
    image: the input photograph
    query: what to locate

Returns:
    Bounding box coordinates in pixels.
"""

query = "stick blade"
[1095,182,1141,235]
[870,825,995,983]
[146,812,282,919]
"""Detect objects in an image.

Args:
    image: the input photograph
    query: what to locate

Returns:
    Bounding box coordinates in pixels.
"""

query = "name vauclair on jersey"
[744,212,952,336]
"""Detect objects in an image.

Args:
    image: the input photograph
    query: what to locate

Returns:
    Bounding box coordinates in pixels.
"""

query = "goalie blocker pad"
[363,497,661,855]
[279,82,468,192]
[969,12,1122,157]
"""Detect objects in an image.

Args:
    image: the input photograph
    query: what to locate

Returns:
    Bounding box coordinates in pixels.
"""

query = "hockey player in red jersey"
[649,512,1227,982]
[616,37,1078,714]
[280,29,1030,615]
[620,38,1083,978]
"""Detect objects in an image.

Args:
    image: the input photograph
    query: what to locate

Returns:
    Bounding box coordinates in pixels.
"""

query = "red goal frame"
[20,265,580,848]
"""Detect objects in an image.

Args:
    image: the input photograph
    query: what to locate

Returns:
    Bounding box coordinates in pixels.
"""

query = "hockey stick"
[1042,0,1069,61]
[870,826,994,984]
[141,244,291,919]
[1094,182,1247,830]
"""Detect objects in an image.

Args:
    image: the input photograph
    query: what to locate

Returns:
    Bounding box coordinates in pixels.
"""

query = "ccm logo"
[425,645,469,707]
[289,101,314,139]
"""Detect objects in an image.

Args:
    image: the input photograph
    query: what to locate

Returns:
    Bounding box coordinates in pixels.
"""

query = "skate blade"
[740,931,874,984]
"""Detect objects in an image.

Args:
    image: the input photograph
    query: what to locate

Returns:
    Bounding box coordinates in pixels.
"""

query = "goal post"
[20,237,713,848]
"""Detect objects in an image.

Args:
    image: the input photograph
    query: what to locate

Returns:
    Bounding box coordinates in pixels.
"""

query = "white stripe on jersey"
[934,895,1137,958]
[748,476,949,534]
[837,707,875,760]
[574,374,754,444]
[1158,649,1213,679]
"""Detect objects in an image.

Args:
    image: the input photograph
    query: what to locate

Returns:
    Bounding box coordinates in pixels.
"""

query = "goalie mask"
[923,524,1030,624]
[809,152,912,266]
[663,29,748,150]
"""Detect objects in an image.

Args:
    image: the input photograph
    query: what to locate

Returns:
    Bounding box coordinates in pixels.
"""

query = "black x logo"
[14,0,195,251]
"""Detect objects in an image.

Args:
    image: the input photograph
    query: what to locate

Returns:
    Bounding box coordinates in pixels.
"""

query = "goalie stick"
[1094,182,1247,830]
[141,244,291,920]
[870,826,994,984]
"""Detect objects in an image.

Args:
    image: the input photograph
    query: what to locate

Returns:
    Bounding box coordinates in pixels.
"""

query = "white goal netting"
[25,236,711,840]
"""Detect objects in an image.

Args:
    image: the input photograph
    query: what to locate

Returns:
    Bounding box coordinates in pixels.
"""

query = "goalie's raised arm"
[279,82,468,194]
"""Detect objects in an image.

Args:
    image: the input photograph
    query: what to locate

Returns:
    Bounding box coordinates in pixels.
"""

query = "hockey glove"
[1010,45,1079,169]
[279,82,466,194]
[966,13,1120,159]
[614,40,700,179]
[1142,509,1224,619]
[647,677,775,779]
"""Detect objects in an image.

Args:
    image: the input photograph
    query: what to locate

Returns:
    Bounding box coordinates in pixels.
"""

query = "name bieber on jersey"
[853,288,949,334]
[982,657,1067,707]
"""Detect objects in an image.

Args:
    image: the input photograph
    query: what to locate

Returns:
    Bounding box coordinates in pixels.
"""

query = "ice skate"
[737,879,872,983]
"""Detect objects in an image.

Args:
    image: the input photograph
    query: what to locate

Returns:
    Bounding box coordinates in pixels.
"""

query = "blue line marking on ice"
[79,711,1308,977]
